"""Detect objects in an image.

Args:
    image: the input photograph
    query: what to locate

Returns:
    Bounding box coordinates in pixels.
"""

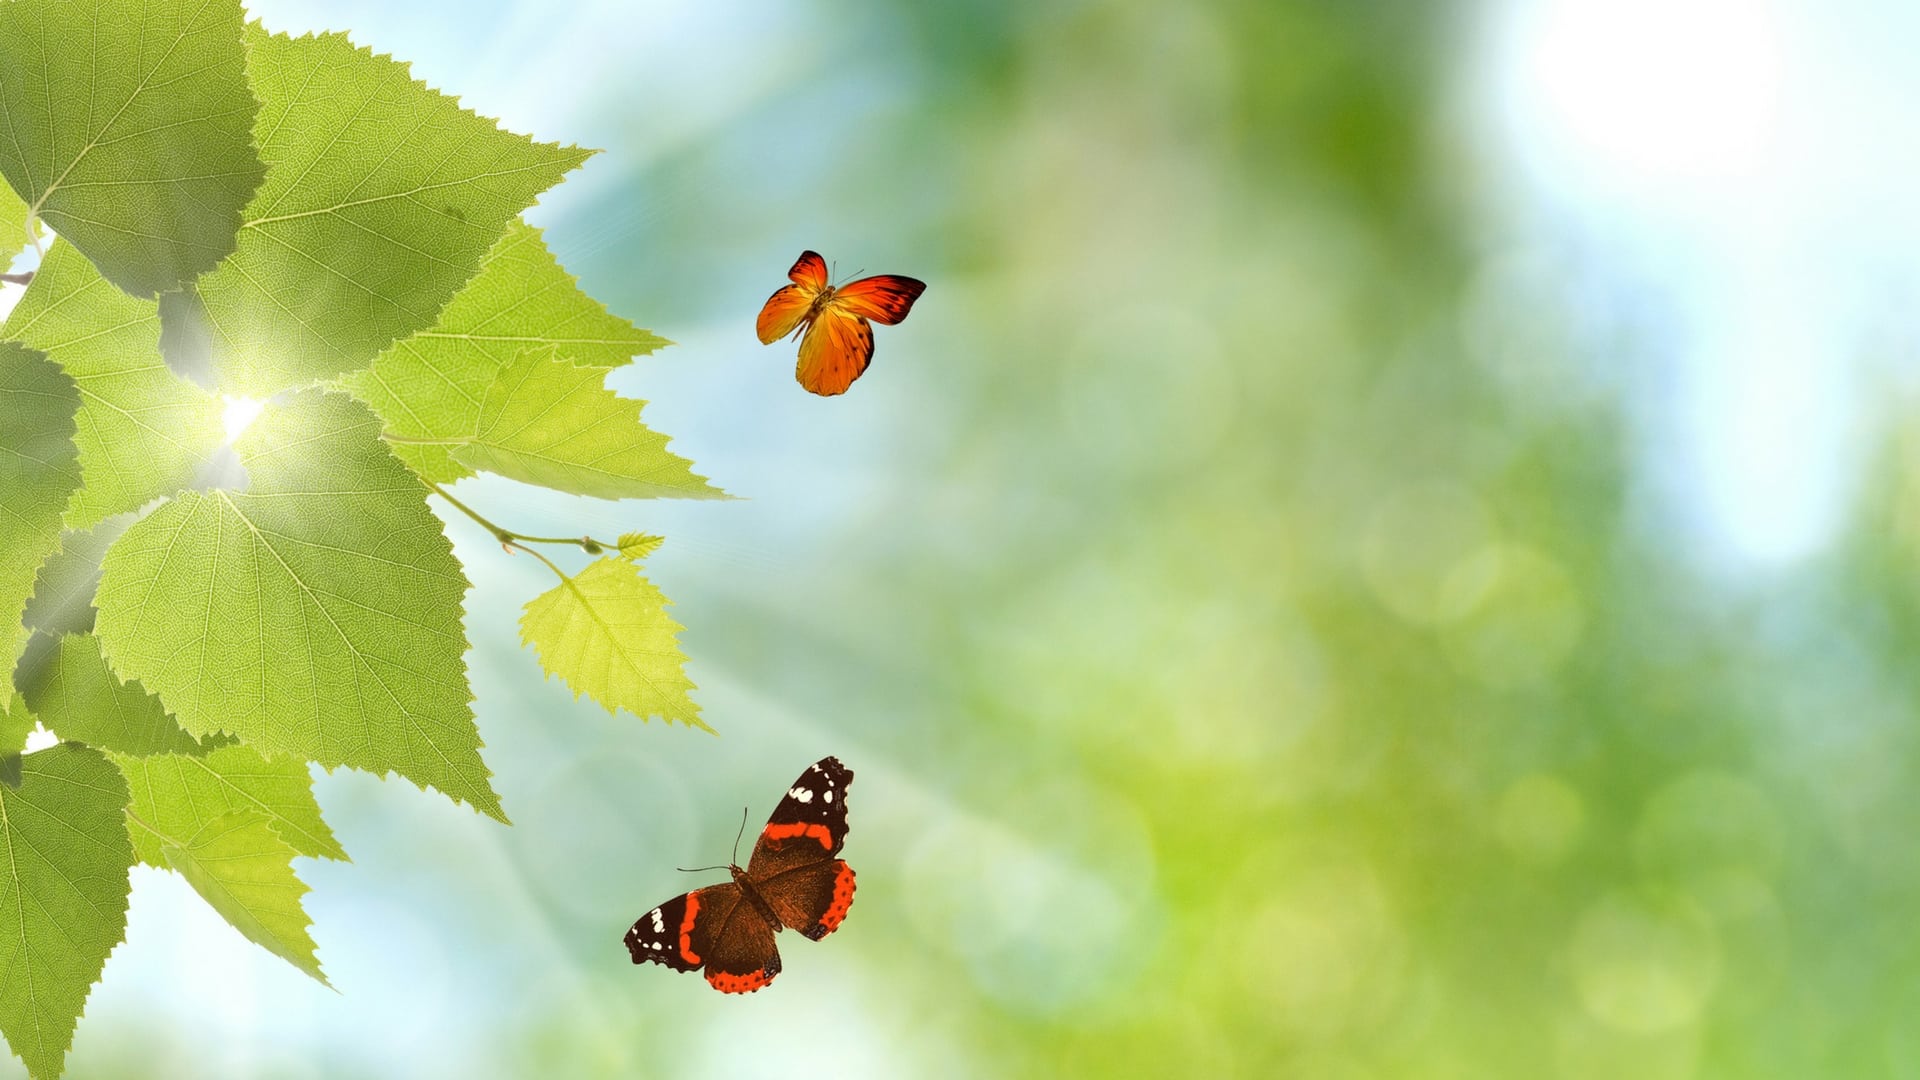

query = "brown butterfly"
[623,757,856,993]
[756,251,926,395]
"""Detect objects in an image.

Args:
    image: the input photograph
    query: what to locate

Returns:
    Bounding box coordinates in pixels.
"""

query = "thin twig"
[419,477,614,562]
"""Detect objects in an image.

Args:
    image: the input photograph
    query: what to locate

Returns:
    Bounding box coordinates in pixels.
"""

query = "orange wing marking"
[818,864,856,936]
[763,822,834,850]
[707,968,776,994]
[678,890,703,965]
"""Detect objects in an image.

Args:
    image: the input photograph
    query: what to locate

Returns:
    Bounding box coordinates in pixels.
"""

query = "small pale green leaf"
[0,345,82,697]
[161,810,326,985]
[4,241,227,529]
[452,349,722,500]
[186,26,591,394]
[115,744,344,866]
[343,219,670,482]
[0,744,132,1080]
[19,634,205,757]
[94,390,505,819]
[521,556,705,729]
[0,0,265,297]
[617,533,664,562]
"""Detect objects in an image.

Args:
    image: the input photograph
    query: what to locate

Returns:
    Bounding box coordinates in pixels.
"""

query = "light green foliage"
[0,0,263,297]
[116,744,343,866]
[187,27,590,394]
[93,391,504,819]
[18,634,204,756]
[0,14,714,1070]
[0,345,82,695]
[453,349,720,499]
[160,811,326,984]
[4,242,227,529]
[617,533,664,561]
[0,745,132,1080]
[344,219,669,481]
[521,556,704,728]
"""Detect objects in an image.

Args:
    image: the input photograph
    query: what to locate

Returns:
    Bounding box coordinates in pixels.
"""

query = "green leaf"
[0,744,132,1080]
[451,349,722,500]
[20,515,134,641]
[520,556,705,729]
[0,0,264,297]
[18,634,205,757]
[0,345,83,697]
[343,219,669,482]
[115,744,344,865]
[183,26,591,394]
[160,810,326,984]
[0,695,33,760]
[4,241,227,529]
[0,182,27,257]
[93,390,505,819]
[617,533,664,561]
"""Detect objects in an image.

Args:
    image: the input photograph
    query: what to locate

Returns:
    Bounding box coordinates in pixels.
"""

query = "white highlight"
[221,396,267,443]
[1475,0,1913,569]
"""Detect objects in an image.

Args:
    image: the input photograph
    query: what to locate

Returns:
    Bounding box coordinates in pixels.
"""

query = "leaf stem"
[508,541,571,581]
[0,271,32,286]
[419,478,614,561]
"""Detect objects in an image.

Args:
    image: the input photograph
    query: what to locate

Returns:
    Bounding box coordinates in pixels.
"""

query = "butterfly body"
[625,757,857,993]
[757,251,925,396]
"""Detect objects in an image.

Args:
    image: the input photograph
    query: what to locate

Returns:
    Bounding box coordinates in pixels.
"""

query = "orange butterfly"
[756,251,926,396]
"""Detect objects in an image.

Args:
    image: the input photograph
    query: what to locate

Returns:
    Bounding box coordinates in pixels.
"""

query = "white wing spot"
[789,785,814,804]
[824,789,834,803]
[650,908,666,934]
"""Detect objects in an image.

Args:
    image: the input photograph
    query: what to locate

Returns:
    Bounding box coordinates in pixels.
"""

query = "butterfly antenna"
[678,807,752,872]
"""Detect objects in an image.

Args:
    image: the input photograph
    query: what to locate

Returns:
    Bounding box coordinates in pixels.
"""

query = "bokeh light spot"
[1495,773,1586,866]
[1569,891,1720,1033]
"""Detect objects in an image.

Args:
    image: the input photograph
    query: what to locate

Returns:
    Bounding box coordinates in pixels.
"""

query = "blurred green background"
[35,0,1920,1076]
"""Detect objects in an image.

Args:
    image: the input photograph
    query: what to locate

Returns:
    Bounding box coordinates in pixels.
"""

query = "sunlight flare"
[221,395,266,443]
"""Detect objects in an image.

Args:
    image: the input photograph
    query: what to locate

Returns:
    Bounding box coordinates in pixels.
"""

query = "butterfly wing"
[746,757,856,938]
[787,250,830,289]
[756,285,814,343]
[624,883,782,994]
[756,251,830,344]
[831,274,926,325]
[758,859,857,942]
[795,308,875,396]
